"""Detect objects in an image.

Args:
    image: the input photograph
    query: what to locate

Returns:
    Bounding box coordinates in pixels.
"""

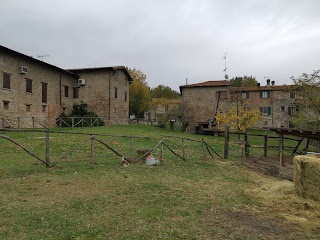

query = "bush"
[57,102,104,127]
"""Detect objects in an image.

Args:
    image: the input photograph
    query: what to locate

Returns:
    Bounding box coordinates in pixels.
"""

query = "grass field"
[0,125,319,239]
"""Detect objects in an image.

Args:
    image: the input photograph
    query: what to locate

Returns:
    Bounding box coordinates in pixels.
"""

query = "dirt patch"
[206,209,305,239]
[243,156,293,180]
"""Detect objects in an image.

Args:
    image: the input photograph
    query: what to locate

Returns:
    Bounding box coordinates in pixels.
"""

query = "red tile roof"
[180,80,230,88]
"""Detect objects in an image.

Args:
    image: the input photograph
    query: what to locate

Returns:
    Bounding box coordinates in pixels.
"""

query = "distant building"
[0,45,132,128]
[180,79,298,129]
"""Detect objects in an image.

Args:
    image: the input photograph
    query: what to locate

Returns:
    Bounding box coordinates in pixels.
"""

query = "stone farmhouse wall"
[69,68,130,125]
[0,47,78,128]
[0,45,131,128]
[181,81,299,129]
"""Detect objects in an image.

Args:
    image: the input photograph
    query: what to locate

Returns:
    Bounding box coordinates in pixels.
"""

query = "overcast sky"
[1,0,319,90]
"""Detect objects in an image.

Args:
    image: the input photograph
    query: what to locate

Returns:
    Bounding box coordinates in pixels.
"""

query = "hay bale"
[293,155,320,201]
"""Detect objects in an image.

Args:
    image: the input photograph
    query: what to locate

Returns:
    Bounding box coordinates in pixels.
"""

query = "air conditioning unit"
[77,79,86,86]
[20,66,28,74]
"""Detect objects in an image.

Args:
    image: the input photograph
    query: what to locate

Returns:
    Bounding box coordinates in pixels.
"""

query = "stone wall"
[0,49,77,128]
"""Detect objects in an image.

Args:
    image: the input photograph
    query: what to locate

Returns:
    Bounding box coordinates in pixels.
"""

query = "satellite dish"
[224,74,229,80]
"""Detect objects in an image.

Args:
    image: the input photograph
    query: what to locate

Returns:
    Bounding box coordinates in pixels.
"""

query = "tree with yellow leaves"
[216,100,261,132]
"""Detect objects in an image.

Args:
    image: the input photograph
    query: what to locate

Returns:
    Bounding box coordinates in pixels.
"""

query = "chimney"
[266,79,271,87]
[186,78,188,85]
[271,80,275,87]
[257,83,260,87]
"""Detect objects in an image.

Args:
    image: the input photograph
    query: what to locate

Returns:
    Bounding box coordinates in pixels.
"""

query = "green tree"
[230,75,258,87]
[127,68,151,118]
[291,70,320,128]
[151,84,180,98]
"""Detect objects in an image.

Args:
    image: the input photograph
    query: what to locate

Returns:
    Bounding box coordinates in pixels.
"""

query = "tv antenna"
[37,54,50,61]
[223,52,228,80]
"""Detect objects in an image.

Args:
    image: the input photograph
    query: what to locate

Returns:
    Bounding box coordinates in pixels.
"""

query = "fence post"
[81,118,84,128]
[160,141,163,161]
[264,130,268,158]
[244,129,249,158]
[279,133,284,166]
[224,126,229,159]
[131,137,135,161]
[202,139,206,161]
[91,135,95,164]
[32,116,35,130]
[45,131,50,167]
[182,139,186,160]
[71,117,74,128]
[59,117,62,128]
[1,118,4,128]
[90,118,93,128]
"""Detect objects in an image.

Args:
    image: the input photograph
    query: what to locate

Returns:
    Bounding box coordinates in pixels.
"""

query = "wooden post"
[32,116,35,130]
[1,118,4,128]
[71,117,74,129]
[264,130,268,158]
[224,126,229,159]
[81,118,84,128]
[45,131,50,167]
[59,117,62,128]
[131,137,135,161]
[303,138,310,153]
[96,118,99,127]
[182,139,186,160]
[90,118,92,128]
[17,117,20,129]
[202,139,206,161]
[279,133,284,166]
[244,129,249,158]
[160,141,163,161]
[91,135,95,164]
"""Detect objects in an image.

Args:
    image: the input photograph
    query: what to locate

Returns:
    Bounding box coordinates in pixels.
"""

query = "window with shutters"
[289,91,296,99]
[26,78,32,93]
[241,91,249,99]
[26,104,31,112]
[42,82,47,103]
[64,86,69,97]
[288,106,298,115]
[3,72,11,89]
[260,106,271,115]
[114,87,118,99]
[3,100,9,110]
[260,91,270,98]
[280,106,285,112]
[73,87,79,98]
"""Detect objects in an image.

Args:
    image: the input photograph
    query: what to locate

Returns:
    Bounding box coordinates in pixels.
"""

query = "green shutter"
[260,107,263,114]
[260,91,262,98]
[267,91,270,98]
[268,107,271,115]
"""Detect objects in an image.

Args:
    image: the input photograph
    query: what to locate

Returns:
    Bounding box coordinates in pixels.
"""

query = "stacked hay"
[294,155,320,201]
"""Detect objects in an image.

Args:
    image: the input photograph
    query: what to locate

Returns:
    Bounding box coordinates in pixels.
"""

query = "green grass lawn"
[0,125,319,239]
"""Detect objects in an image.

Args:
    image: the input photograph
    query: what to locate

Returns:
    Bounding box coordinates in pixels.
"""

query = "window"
[288,106,298,115]
[260,91,270,98]
[280,106,285,112]
[260,107,271,115]
[216,91,227,100]
[64,86,69,97]
[3,72,10,89]
[241,92,249,99]
[124,91,127,101]
[3,100,9,110]
[114,87,118,98]
[42,82,47,103]
[26,104,31,112]
[290,91,296,99]
[114,108,117,114]
[42,105,46,112]
[73,87,79,98]
[26,78,32,93]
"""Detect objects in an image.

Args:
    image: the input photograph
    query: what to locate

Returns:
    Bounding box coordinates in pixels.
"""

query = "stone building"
[180,79,298,129]
[0,45,132,128]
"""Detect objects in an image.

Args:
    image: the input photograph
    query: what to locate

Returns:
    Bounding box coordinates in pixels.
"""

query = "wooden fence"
[0,129,221,168]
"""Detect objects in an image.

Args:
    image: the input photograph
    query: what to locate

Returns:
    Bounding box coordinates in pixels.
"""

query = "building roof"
[180,80,230,88]
[0,45,79,78]
[67,66,133,83]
